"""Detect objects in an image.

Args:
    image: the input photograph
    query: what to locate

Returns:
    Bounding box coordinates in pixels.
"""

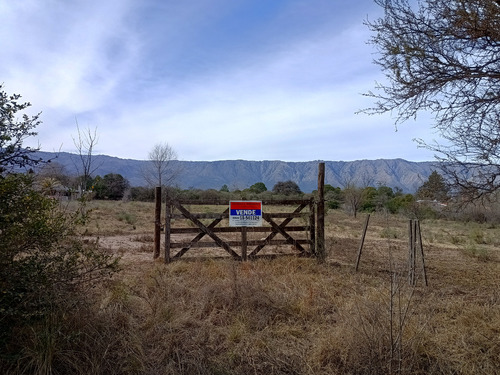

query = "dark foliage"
[272,180,303,196]
[93,173,130,200]
[0,85,43,173]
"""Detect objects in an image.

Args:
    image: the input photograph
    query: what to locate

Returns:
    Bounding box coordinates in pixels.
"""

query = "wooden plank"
[171,212,307,220]
[249,202,308,257]
[263,212,308,219]
[317,162,325,262]
[174,199,311,206]
[170,225,310,234]
[241,227,247,261]
[309,200,316,255]
[170,239,311,249]
[171,213,228,220]
[171,212,308,220]
[154,186,161,259]
[172,201,240,259]
[173,199,229,205]
[165,199,171,263]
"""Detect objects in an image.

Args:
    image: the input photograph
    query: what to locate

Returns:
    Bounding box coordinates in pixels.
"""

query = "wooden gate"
[163,198,315,262]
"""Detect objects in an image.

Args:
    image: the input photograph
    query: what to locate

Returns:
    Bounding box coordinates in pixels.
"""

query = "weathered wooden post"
[154,186,161,259]
[408,219,418,285]
[309,199,316,256]
[317,162,325,262]
[355,214,370,271]
[416,220,428,286]
[408,219,414,285]
[165,198,171,263]
[241,227,248,261]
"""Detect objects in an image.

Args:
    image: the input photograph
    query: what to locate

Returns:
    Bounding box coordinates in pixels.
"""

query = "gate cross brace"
[172,201,240,259]
[261,213,308,255]
[249,202,308,257]
[173,208,229,259]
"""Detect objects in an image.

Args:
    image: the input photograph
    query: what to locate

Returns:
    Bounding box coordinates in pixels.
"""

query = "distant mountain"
[33,152,437,193]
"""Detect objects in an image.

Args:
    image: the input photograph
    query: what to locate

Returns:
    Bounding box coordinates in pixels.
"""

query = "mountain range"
[34,152,437,193]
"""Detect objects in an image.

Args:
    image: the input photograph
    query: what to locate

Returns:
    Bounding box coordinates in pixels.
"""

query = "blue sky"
[1,0,439,162]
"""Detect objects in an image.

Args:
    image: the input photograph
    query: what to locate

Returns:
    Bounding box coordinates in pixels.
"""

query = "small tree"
[416,171,450,202]
[373,185,396,212]
[386,193,416,214]
[272,180,302,196]
[342,174,371,218]
[143,142,179,188]
[92,173,130,200]
[0,85,43,173]
[249,182,268,194]
[324,184,343,209]
[343,183,365,218]
[72,122,100,193]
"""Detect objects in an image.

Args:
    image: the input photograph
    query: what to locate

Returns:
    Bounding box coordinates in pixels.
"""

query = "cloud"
[1,0,139,111]
[1,0,437,163]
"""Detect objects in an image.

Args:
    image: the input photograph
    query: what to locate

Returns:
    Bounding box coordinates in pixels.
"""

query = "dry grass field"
[31,200,499,374]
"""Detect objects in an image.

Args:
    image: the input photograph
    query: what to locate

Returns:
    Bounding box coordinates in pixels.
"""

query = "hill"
[34,152,436,193]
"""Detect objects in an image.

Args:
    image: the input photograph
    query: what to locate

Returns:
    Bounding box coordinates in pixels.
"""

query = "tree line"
[34,152,451,220]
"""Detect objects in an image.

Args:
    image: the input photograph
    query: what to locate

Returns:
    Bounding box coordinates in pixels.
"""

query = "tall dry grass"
[4,202,499,374]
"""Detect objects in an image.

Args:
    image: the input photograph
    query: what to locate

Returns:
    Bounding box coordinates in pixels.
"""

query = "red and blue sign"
[229,201,262,227]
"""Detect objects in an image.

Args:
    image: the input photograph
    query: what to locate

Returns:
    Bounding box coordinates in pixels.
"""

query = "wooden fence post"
[241,227,247,261]
[317,162,325,262]
[416,220,428,286]
[165,198,171,263]
[408,219,418,286]
[355,214,370,271]
[309,199,316,256]
[154,186,161,259]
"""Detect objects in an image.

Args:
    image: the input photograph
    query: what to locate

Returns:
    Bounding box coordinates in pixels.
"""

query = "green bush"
[0,174,119,368]
[327,200,341,209]
[117,211,137,225]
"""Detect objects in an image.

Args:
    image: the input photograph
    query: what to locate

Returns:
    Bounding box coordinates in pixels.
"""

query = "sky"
[1,0,440,162]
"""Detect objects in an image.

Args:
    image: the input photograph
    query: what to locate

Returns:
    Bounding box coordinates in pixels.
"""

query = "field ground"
[74,200,499,374]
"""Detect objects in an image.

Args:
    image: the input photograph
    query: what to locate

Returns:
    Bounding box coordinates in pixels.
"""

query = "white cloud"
[1,0,139,111]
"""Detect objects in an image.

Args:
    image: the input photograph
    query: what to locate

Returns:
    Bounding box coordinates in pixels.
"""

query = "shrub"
[0,174,119,368]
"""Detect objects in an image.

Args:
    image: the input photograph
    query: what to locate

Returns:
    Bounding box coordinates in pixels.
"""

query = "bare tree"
[72,121,100,193]
[343,183,365,218]
[342,174,372,218]
[363,0,500,202]
[143,142,180,187]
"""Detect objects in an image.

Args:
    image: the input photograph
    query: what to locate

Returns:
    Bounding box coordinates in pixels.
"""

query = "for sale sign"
[229,201,262,227]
